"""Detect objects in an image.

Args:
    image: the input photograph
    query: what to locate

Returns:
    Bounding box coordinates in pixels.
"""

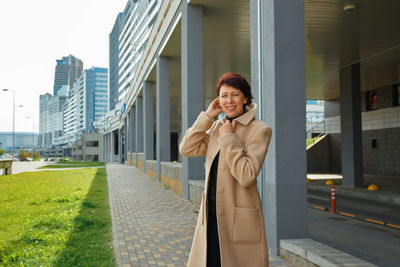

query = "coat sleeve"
[179,111,214,157]
[218,125,272,187]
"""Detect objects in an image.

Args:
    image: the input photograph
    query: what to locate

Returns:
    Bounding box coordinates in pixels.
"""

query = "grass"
[0,168,115,266]
[306,136,323,148]
[38,161,105,169]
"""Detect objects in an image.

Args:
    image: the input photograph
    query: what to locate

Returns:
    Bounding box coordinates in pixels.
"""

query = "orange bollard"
[331,186,336,213]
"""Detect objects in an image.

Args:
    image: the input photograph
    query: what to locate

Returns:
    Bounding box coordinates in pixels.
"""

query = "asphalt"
[106,163,293,267]
[307,174,400,207]
[1,160,51,174]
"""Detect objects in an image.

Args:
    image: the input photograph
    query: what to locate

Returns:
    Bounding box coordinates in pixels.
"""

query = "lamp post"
[26,116,35,155]
[1,89,23,152]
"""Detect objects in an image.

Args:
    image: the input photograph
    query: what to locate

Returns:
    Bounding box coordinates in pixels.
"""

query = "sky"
[0,0,128,133]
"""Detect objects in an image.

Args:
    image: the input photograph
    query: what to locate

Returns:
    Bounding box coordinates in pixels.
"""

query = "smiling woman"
[180,72,272,267]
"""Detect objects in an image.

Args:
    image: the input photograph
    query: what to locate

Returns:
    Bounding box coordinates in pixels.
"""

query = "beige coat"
[179,104,272,267]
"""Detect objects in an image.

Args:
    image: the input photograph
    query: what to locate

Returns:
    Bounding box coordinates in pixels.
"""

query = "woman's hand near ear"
[205,98,223,119]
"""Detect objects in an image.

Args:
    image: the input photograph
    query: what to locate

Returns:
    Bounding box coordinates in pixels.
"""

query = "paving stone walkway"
[107,163,293,267]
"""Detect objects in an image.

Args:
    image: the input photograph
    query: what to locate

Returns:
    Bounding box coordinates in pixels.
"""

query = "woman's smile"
[219,85,247,118]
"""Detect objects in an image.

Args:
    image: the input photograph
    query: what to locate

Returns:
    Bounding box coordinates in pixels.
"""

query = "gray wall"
[307,136,330,173]
[322,84,400,176]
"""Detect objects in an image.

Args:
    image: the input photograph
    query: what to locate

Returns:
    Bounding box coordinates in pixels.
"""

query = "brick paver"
[107,163,293,267]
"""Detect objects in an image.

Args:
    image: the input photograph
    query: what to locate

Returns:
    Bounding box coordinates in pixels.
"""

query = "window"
[366,90,377,111]
[393,84,400,106]
[86,141,99,147]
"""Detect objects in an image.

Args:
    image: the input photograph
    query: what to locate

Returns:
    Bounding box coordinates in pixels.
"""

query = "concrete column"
[181,2,205,200]
[110,132,114,162]
[136,96,144,167]
[251,0,308,255]
[126,112,131,163]
[156,56,171,182]
[143,81,155,172]
[340,63,363,187]
[118,129,123,163]
[101,134,104,162]
[106,133,109,162]
[108,133,111,162]
[124,117,127,163]
[131,106,136,165]
[101,135,104,162]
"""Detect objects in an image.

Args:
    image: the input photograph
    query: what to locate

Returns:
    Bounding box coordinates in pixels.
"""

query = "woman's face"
[219,84,248,118]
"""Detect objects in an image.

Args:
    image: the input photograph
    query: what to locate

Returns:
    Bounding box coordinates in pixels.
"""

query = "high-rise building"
[62,67,109,145]
[109,0,160,110]
[39,93,67,148]
[53,55,83,96]
[109,13,123,111]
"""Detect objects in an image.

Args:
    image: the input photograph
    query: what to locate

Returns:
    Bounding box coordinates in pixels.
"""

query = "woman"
[179,72,272,267]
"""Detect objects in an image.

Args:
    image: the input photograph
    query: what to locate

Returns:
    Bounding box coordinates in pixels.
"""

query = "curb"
[310,205,400,231]
[280,239,376,267]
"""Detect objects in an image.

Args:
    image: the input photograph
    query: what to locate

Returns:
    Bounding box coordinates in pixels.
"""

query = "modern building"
[0,132,39,150]
[306,100,325,138]
[53,55,83,96]
[39,93,67,148]
[323,85,400,177]
[61,67,109,145]
[306,100,324,124]
[99,0,400,257]
[109,0,160,111]
[109,13,123,111]
[71,133,103,162]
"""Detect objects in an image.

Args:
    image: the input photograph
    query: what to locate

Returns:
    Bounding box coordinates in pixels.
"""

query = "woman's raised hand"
[205,98,223,119]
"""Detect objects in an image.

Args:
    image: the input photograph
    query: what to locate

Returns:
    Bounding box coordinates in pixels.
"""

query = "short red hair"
[216,72,253,105]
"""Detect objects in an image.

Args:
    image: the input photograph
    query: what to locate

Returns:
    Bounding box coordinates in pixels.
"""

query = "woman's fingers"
[219,120,236,135]
[212,98,221,110]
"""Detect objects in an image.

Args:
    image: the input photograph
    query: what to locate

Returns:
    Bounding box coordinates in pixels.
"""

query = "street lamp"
[26,116,35,153]
[1,89,23,152]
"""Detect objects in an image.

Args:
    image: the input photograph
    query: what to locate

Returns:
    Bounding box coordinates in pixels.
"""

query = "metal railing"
[306,119,326,147]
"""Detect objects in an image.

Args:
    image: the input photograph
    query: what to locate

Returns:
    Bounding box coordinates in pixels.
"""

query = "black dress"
[206,114,243,267]
[207,152,221,267]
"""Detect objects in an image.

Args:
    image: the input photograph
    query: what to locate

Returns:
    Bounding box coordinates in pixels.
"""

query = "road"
[1,161,53,175]
[308,188,400,226]
[308,190,400,266]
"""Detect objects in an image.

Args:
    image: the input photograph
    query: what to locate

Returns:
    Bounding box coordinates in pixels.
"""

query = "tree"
[0,149,4,156]
[18,149,28,160]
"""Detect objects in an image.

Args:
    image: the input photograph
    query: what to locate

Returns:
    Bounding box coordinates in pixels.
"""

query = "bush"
[18,149,28,160]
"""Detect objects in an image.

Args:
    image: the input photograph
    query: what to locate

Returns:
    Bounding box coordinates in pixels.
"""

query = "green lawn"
[0,168,115,266]
[38,161,105,169]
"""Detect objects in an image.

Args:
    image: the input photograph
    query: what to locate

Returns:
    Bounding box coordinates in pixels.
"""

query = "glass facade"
[61,67,108,145]
[109,0,160,111]
[53,55,83,96]
[109,13,123,111]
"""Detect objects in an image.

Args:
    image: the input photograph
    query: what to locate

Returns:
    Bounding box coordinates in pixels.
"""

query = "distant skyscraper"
[39,93,67,148]
[109,0,160,110]
[53,55,83,96]
[62,67,108,144]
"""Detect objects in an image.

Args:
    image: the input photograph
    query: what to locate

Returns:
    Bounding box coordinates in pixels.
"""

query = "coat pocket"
[232,207,261,243]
